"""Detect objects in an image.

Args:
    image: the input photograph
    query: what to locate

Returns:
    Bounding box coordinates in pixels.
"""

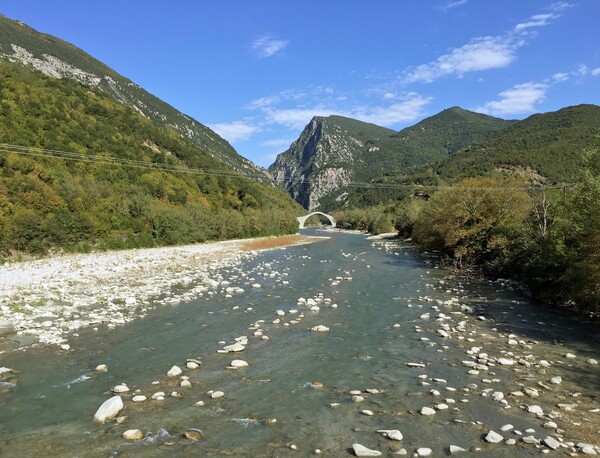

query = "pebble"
[229,359,249,368]
[500,424,513,432]
[112,384,129,393]
[416,447,432,457]
[543,436,560,450]
[377,429,403,441]
[167,366,183,377]
[361,409,374,416]
[352,443,382,457]
[549,376,562,385]
[420,407,436,416]
[122,429,144,441]
[93,396,123,423]
[132,395,146,402]
[184,428,203,441]
[485,430,503,444]
[95,364,108,372]
[449,445,466,454]
[527,405,544,415]
[211,391,225,399]
[311,325,330,332]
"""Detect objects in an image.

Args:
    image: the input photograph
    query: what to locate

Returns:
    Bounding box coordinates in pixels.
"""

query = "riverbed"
[0,229,599,456]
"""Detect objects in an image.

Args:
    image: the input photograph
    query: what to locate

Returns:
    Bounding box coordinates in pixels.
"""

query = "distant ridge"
[268,108,512,210]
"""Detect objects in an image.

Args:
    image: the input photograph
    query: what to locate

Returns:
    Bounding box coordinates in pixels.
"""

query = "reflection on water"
[0,229,598,456]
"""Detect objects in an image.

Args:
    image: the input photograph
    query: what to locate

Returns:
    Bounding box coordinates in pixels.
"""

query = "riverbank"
[0,234,324,352]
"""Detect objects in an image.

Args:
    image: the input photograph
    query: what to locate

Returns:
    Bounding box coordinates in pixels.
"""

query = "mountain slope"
[0,63,301,255]
[269,108,512,210]
[437,104,600,183]
[0,14,267,179]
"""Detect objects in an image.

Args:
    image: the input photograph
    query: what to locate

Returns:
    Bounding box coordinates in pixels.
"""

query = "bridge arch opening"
[297,212,336,229]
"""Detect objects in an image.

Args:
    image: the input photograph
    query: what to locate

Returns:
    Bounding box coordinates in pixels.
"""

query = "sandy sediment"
[0,234,322,350]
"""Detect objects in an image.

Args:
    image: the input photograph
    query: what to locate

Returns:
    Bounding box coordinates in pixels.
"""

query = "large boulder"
[93,396,123,423]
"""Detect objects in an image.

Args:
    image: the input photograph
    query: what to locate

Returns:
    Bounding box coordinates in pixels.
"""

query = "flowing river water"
[0,229,599,457]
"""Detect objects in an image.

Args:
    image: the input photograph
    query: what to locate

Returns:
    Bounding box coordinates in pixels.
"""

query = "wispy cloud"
[402,5,571,84]
[249,89,432,130]
[402,36,519,84]
[592,67,600,76]
[210,121,261,142]
[261,138,293,149]
[441,0,468,11]
[251,35,288,58]
[476,82,548,116]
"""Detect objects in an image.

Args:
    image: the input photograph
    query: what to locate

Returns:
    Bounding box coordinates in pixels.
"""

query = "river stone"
[123,429,143,440]
[112,383,129,393]
[420,407,436,416]
[522,436,539,444]
[361,409,374,416]
[132,395,146,402]
[184,428,203,441]
[93,396,123,423]
[311,325,330,332]
[485,430,503,443]
[180,380,192,388]
[449,445,466,454]
[527,405,544,415]
[95,364,108,372]
[543,436,560,450]
[549,376,562,385]
[230,359,249,368]
[416,448,432,457]
[211,391,224,399]
[223,342,245,352]
[497,358,515,366]
[352,443,381,456]
[167,365,183,377]
[588,359,598,365]
[500,424,514,432]
[377,429,403,441]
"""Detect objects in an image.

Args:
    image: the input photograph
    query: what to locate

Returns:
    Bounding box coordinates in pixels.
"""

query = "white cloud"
[210,121,261,142]
[592,67,600,76]
[261,138,293,148]
[552,72,570,81]
[351,95,432,126]
[442,0,468,10]
[251,35,288,58]
[514,13,557,32]
[402,36,518,83]
[548,2,574,12]
[476,82,548,116]
[383,92,396,99]
[264,107,339,130]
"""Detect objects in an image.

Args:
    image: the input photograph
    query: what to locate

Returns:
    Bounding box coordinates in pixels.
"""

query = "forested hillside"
[0,63,301,255]
[437,104,600,183]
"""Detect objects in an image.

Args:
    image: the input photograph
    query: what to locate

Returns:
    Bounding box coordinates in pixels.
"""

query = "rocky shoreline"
[0,234,321,352]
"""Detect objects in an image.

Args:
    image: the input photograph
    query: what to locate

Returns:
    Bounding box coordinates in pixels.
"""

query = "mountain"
[0,63,301,255]
[0,14,267,179]
[268,108,512,210]
[437,104,600,183]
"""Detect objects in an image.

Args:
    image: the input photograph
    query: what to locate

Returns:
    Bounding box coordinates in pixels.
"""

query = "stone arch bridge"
[297,212,336,229]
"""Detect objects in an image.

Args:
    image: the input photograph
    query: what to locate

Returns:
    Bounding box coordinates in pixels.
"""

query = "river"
[0,229,599,456]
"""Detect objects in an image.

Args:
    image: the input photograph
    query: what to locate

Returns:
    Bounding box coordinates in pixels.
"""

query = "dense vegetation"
[0,63,301,256]
[437,105,600,183]
[334,162,600,315]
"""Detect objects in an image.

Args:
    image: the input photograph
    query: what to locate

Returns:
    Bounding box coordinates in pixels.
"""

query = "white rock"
[528,405,544,415]
[211,391,224,399]
[167,365,183,377]
[361,409,374,416]
[95,364,108,372]
[549,376,562,385]
[180,380,192,388]
[377,429,403,441]
[352,443,382,457]
[112,384,129,393]
[223,342,245,352]
[416,448,432,457]
[497,358,515,366]
[543,436,560,450]
[230,359,249,368]
[420,407,436,416]
[500,424,514,432]
[588,359,598,365]
[449,445,466,454]
[123,429,143,440]
[485,430,503,443]
[311,325,330,332]
[93,396,123,423]
[132,395,146,402]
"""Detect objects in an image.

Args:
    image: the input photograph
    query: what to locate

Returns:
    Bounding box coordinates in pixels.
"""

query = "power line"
[0,143,577,191]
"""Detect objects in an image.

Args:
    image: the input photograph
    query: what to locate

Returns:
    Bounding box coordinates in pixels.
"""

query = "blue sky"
[2,1,600,167]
